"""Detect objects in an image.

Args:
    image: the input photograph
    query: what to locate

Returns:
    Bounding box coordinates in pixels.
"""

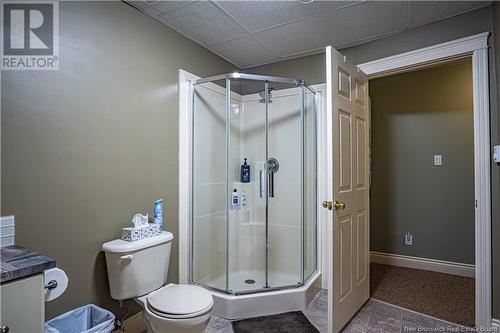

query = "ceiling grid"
[128,0,491,68]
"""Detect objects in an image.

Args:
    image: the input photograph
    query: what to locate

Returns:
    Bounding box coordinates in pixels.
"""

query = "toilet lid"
[147,284,213,316]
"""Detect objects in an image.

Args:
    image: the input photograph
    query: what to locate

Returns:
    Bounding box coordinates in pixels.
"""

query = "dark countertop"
[1,245,56,283]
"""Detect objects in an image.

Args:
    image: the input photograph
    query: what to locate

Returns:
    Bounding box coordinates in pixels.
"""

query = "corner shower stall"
[188,72,319,317]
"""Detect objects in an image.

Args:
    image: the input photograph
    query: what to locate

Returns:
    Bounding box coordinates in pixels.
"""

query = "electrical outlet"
[404,232,413,246]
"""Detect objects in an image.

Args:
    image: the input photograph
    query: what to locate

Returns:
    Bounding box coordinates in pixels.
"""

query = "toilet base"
[135,291,212,333]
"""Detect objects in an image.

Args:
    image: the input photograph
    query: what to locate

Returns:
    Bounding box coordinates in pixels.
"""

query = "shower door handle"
[268,172,275,198]
[266,158,279,198]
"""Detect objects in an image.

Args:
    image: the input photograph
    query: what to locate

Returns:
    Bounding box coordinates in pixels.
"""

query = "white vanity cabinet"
[0,274,45,333]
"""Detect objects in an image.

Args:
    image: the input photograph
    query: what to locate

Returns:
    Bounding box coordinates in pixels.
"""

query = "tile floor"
[205,289,464,333]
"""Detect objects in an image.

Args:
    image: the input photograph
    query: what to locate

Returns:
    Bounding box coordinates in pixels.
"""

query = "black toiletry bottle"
[241,158,250,183]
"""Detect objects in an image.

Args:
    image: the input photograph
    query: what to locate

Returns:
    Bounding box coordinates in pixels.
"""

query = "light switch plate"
[434,155,442,166]
[494,145,500,163]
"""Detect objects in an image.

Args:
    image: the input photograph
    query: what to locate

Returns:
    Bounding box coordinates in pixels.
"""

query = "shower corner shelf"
[230,208,250,213]
[232,181,255,186]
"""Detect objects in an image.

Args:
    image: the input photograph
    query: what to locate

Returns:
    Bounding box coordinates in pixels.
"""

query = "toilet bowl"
[102,232,212,333]
[137,284,213,333]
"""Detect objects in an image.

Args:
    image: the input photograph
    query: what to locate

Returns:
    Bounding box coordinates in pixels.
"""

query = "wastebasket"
[45,304,115,333]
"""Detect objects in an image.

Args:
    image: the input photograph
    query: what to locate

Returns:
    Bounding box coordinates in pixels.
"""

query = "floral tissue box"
[122,223,162,242]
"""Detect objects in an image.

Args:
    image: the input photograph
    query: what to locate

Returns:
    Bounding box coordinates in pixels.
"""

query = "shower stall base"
[200,270,300,293]
[209,272,321,320]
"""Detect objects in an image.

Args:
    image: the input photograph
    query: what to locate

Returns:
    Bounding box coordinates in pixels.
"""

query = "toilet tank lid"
[102,231,174,253]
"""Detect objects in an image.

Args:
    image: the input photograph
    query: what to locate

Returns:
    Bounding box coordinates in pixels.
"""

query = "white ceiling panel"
[209,35,280,68]
[411,1,489,27]
[255,1,409,57]
[157,1,247,46]
[129,1,164,18]
[216,1,358,32]
[153,1,197,15]
[130,1,198,17]
[128,0,492,68]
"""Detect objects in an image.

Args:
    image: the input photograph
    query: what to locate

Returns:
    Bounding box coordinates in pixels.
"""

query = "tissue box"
[121,224,162,242]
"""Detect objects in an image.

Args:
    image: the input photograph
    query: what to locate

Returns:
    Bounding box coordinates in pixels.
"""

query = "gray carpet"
[231,311,319,333]
[370,263,474,327]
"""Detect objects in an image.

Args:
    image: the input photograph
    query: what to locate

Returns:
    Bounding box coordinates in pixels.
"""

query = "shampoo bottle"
[154,199,163,229]
[241,158,250,183]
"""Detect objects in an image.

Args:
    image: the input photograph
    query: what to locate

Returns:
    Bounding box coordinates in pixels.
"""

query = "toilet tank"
[102,231,174,300]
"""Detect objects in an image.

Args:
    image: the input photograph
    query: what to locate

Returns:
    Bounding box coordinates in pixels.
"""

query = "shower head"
[259,88,274,102]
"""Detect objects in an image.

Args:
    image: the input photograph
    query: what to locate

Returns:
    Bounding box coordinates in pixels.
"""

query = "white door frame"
[178,69,198,284]
[358,32,492,329]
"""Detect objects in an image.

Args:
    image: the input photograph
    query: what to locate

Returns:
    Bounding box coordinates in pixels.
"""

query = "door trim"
[178,69,199,284]
[358,32,488,78]
[358,32,492,329]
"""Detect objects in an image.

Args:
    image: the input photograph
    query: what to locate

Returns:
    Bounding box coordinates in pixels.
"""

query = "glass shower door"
[267,84,305,288]
[227,79,268,293]
[192,78,229,291]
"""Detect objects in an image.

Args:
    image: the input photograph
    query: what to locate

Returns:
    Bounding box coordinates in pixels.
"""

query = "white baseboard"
[492,318,499,331]
[370,251,475,278]
[117,311,145,333]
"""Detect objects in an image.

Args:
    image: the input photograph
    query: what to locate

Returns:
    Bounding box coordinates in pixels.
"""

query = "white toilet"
[102,231,213,333]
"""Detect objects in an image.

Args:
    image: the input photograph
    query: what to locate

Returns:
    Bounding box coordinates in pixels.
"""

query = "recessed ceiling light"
[299,0,315,4]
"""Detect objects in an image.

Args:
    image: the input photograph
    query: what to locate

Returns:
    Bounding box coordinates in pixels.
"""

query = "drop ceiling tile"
[128,1,163,18]
[255,1,409,57]
[411,1,491,27]
[209,35,280,68]
[153,1,197,15]
[217,0,359,32]
[158,1,247,46]
[129,1,198,17]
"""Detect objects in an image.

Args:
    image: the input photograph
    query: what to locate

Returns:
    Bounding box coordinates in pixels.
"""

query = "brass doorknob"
[334,201,346,210]
[322,200,333,210]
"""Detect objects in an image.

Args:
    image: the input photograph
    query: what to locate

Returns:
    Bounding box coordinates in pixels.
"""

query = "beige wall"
[369,60,474,264]
[1,1,235,320]
[241,53,325,94]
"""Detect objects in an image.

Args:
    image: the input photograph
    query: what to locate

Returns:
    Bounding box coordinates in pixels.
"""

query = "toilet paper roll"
[44,267,68,302]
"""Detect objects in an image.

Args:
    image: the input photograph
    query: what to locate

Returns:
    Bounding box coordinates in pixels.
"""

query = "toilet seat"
[146,284,214,320]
